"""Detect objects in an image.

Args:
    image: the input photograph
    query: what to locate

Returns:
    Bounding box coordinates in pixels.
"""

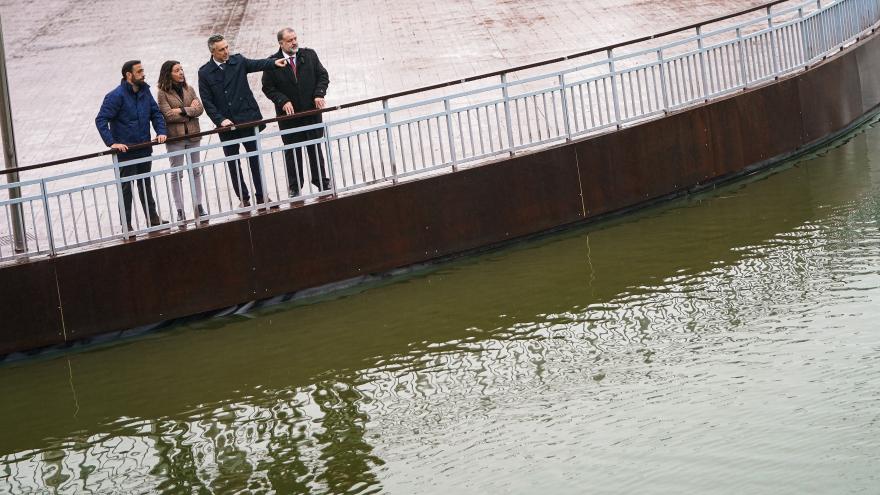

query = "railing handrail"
[0,0,795,177]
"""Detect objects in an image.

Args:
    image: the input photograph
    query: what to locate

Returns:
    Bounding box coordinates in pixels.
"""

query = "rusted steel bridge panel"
[0,260,63,356]
[54,221,257,339]
[249,145,585,297]
[799,52,865,144]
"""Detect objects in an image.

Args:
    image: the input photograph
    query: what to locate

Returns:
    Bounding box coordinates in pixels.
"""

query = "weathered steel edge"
[2,31,879,357]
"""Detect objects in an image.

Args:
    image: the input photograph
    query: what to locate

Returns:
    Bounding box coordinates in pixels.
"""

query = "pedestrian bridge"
[2,0,880,356]
[1,0,874,262]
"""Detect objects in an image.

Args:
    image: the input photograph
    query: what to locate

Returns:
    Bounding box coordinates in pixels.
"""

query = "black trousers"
[220,127,264,202]
[118,150,157,226]
[281,119,329,193]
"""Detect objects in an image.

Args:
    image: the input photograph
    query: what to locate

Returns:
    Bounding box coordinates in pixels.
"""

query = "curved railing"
[1,0,878,263]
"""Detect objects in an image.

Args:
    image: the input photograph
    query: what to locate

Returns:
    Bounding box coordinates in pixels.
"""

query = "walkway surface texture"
[0,0,764,172]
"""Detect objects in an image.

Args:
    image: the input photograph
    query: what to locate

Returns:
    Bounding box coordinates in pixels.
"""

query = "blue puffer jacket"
[95,81,167,148]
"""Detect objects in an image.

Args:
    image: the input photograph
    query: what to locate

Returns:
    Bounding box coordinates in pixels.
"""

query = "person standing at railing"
[261,28,331,198]
[157,60,207,222]
[95,60,169,229]
[198,34,288,207]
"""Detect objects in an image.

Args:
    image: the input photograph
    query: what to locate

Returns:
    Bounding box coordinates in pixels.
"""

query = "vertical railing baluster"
[253,127,269,208]
[383,99,398,184]
[40,179,55,256]
[608,49,622,129]
[112,154,130,238]
[501,74,516,155]
[767,6,781,78]
[696,26,710,99]
[558,73,572,141]
[443,98,458,171]
[323,122,338,196]
[736,28,748,86]
[657,49,670,112]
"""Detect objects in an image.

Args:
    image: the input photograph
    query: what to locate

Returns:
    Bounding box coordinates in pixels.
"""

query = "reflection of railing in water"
[0,380,383,494]
[1,0,878,263]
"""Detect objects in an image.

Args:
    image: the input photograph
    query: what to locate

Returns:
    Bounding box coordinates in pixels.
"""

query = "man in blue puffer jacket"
[96,60,168,229]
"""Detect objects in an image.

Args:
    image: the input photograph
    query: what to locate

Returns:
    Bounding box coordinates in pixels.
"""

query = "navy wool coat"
[198,54,277,127]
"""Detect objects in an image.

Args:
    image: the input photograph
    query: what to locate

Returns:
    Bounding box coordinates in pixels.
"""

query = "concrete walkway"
[0,0,765,173]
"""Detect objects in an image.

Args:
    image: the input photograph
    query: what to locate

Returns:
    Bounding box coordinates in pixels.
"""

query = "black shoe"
[149,214,168,227]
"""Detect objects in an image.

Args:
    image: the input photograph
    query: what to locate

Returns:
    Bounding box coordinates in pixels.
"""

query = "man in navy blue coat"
[95,60,168,229]
[198,34,287,207]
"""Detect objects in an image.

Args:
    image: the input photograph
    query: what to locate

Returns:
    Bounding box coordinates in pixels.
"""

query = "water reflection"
[1,123,880,493]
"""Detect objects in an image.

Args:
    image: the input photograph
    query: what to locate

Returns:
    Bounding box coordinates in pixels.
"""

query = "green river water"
[1,119,879,494]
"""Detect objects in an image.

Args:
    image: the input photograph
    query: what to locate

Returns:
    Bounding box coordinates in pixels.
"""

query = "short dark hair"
[121,60,141,79]
[207,34,225,50]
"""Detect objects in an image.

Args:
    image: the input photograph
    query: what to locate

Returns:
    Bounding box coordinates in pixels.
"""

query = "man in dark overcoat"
[198,34,287,206]
[261,28,331,197]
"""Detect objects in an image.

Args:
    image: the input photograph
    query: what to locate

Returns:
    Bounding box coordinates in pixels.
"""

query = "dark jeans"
[220,127,264,202]
[281,120,329,194]
[118,150,157,226]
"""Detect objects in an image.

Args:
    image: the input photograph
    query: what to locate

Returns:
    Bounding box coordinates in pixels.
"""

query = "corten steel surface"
[54,220,257,338]
[249,145,584,297]
[2,28,880,356]
[856,41,880,115]
[798,53,865,144]
[0,259,62,356]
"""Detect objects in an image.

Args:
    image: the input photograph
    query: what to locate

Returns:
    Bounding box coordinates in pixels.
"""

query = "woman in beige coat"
[157,60,206,221]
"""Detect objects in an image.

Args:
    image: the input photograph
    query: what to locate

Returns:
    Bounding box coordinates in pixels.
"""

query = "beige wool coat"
[157,84,204,142]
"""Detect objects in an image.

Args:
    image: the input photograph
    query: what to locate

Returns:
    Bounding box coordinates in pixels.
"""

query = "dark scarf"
[172,82,185,101]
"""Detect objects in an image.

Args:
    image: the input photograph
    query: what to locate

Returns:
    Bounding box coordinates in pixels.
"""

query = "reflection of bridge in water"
[2,0,876,262]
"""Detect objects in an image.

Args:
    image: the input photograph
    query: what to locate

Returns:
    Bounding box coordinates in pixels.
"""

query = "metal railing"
[1,0,879,263]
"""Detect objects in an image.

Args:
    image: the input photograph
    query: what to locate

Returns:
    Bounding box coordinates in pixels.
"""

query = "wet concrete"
[0,0,765,173]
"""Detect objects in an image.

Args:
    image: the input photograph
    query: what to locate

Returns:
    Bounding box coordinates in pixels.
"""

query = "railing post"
[112,154,130,238]
[608,49,622,129]
[657,49,670,112]
[798,6,808,66]
[253,126,268,209]
[323,122,338,196]
[39,179,55,256]
[183,144,200,224]
[696,26,711,99]
[557,73,572,141]
[767,6,781,77]
[382,99,398,184]
[443,97,459,171]
[500,73,516,156]
[736,27,749,86]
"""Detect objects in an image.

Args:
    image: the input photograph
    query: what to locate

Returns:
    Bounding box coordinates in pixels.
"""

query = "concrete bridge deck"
[0,0,763,170]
